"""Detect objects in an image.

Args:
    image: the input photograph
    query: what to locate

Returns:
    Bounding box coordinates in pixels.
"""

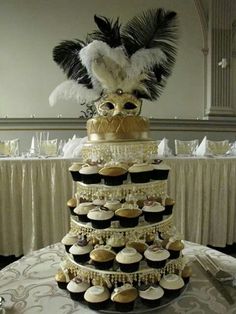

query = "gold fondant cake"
[87,115,150,142]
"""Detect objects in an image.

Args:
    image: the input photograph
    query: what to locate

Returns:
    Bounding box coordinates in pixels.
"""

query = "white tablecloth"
[0,242,235,314]
[1,157,236,256]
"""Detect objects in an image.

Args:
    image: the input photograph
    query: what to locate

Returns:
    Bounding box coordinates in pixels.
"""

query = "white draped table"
[0,156,236,256]
[0,242,235,314]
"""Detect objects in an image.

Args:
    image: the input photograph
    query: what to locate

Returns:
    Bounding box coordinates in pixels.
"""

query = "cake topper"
[50,9,178,116]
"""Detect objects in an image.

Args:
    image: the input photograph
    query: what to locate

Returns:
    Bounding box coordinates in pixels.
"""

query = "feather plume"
[53,40,92,88]
[87,15,122,48]
[49,80,99,106]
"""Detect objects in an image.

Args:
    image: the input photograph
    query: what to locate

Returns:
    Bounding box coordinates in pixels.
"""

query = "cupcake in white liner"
[128,163,154,183]
[107,234,126,253]
[159,274,185,296]
[90,245,116,270]
[73,202,94,222]
[116,247,142,272]
[139,285,164,307]
[69,162,83,181]
[87,206,114,229]
[69,237,93,263]
[111,284,138,312]
[79,164,101,184]
[144,245,170,269]
[67,277,90,301]
[142,201,165,223]
[61,231,78,253]
[67,197,77,215]
[84,285,110,310]
[151,162,170,180]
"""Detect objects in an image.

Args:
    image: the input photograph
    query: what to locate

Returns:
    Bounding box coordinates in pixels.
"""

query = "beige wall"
[0,0,204,119]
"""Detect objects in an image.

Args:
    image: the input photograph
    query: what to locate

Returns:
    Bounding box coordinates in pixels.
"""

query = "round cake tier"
[76,180,167,201]
[70,215,173,241]
[64,253,185,286]
[81,141,158,163]
[87,116,151,142]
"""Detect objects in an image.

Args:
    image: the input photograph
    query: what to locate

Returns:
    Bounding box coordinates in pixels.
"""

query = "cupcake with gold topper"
[111,284,138,312]
[115,203,142,228]
[99,165,127,186]
[162,234,184,259]
[55,268,74,290]
[66,197,77,215]
[90,245,116,270]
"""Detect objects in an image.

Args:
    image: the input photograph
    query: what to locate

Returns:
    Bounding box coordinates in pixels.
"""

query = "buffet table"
[0,156,236,256]
[0,242,235,314]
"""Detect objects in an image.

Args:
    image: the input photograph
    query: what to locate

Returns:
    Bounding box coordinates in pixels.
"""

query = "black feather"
[87,15,122,47]
[121,8,178,100]
[53,40,92,88]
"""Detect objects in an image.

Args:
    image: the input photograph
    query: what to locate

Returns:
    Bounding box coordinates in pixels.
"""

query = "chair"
[175,139,199,156]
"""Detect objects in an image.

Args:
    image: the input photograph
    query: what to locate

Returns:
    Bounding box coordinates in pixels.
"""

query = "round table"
[0,242,236,314]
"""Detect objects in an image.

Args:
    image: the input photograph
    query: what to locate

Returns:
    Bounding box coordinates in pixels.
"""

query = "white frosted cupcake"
[111,284,138,312]
[128,163,154,183]
[116,247,142,272]
[69,237,93,263]
[139,285,164,307]
[79,164,101,184]
[142,201,165,223]
[87,206,114,229]
[151,162,170,180]
[73,202,94,222]
[67,277,90,301]
[107,234,126,253]
[69,162,83,181]
[159,274,185,296]
[61,232,78,253]
[84,285,110,310]
[144,245,170,269]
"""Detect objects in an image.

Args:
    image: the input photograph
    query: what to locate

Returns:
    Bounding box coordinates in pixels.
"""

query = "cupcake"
[67,198,77,215]
[164,197,175,215]
[55,269,73,289]
[73,202,94,222]
[99,166,127,186]
[69,162,83,181]
[162,237,184,259]
[84,285,110,310]
[79,164,101,184]
[67,277,90,301]
[104,200,121,212]
[181,265,192,284]
[128,163,154,183]
[115,205,142,228]
[159,274,185,296]
[87,206,114,229]
[69,237,93,263]
[142,201,165,223]
[116,247,142,272]
[90,246,116,270]
[61,231,78,253]
[107,234,126,253]
[144,245,170,269]
[139,285,164,307]
[111,284,138,312]
[93,199,106,207]
[151,162,170,180]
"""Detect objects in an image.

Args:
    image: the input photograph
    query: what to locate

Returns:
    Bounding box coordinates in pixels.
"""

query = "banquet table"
[1,156,236,256]
[0,241,235,314]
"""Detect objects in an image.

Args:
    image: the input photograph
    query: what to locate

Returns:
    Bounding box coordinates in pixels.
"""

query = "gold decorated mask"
[96,90,142,116]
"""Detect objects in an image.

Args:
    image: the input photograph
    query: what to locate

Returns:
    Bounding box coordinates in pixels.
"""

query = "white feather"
[49,80,99,106]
